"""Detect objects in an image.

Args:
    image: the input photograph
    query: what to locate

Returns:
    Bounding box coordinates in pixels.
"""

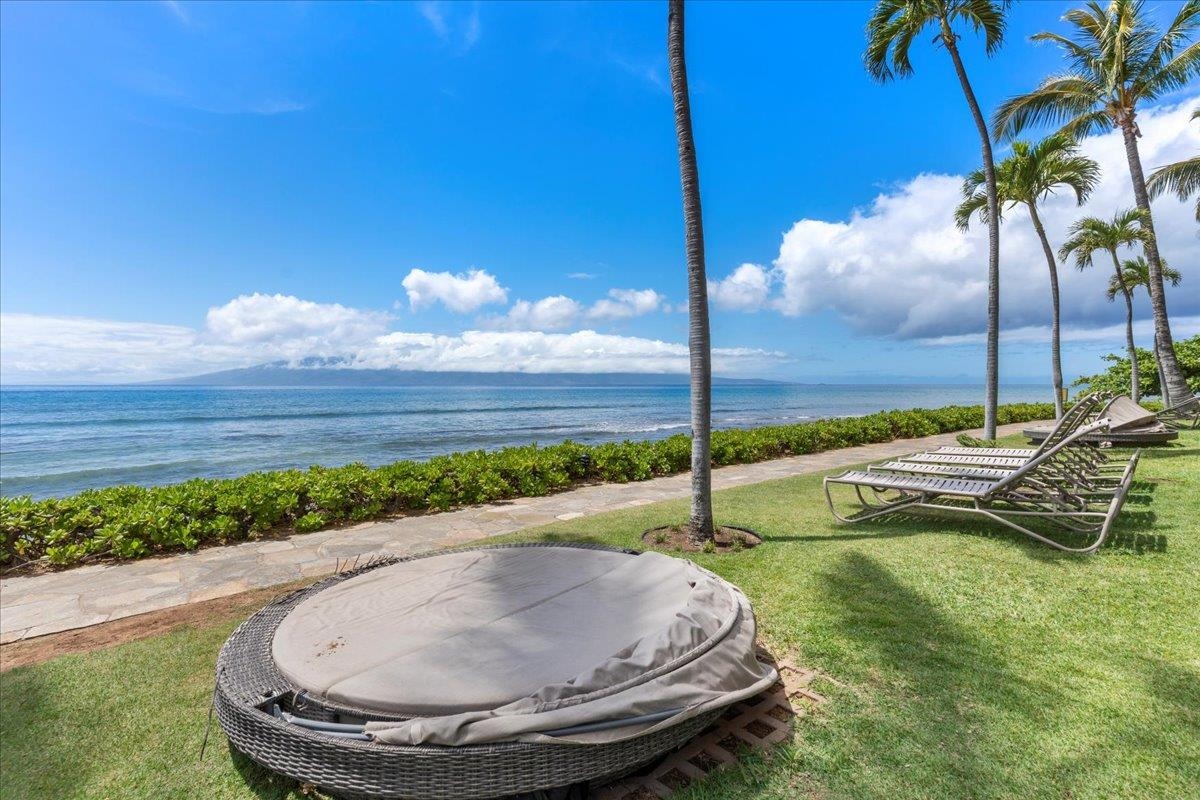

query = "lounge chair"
[930,391,1105,460]
[906,393,1129,492]
[1158,396,1200,430]
[823,419,1140,554]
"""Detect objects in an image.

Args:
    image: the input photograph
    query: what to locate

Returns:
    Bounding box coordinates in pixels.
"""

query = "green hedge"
[0,402,1054,569]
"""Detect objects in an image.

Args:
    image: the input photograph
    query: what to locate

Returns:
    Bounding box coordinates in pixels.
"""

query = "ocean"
[0,384,1050,499]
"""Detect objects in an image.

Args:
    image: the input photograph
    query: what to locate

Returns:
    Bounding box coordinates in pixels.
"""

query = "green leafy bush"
[0,401,1054,569]
[1073,334,1200,398]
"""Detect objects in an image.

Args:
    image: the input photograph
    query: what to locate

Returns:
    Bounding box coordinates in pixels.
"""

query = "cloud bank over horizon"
[708,98,1200,339]
[0,293,784,384]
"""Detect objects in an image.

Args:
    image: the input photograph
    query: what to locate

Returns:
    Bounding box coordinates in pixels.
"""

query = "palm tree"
[1112,256,1184,399]
[865,0,1010,440]
[1059,209,1152,401]
[955,134,1100,418]
[1147,108,1200,222]
[994,0,1200,407]
[668,0,714,544]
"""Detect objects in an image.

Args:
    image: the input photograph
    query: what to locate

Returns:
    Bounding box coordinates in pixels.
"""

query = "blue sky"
[1,0,1197,385]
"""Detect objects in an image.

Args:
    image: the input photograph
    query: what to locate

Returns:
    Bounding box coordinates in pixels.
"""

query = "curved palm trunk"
[1154,332,1170,406]
[1110,250,1140,403]
[1027,203,1064,418]
[668,0,714,543]
[1120,121,1194,406]
[944,31,1000,439]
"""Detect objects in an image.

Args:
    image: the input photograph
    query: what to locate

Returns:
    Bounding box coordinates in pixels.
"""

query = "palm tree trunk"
[1120,120,1194,406]
[943,29,1000,439]
[1110,250,1140,403]
[1027,203,1063,418]
[668,0,714,543]
[1154,332,1170,406]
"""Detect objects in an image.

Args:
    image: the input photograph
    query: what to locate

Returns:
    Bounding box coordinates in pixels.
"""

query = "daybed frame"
[215,543,723,800]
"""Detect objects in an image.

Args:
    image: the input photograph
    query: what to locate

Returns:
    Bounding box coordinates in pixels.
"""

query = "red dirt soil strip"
[0,578,316,672]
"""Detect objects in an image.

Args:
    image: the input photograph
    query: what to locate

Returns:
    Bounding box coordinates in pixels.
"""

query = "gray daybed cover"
[1100,395,1159,431]
[271,547,776,747]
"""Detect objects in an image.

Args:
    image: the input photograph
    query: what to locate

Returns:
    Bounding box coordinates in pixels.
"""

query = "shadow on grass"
[818,552,1067,796]
[1141,658,1200,744]
[0,666,96,797]
[814,477,1163,556]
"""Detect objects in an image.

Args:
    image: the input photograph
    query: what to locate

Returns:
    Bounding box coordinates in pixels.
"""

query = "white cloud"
[161,0,189,25]
[607,53,668,93]
[0,314,208,383]
[204,293,390,346]
[418,1,481,52]
[356,330,782,374]
[483,295,584,331]
[567,272,598,280]
[401,268,508,313]
[587,288,669,320]
[709,263,772,312]
[766,98,1200,340]
[0,297,781,383]
[919,315,1200,347]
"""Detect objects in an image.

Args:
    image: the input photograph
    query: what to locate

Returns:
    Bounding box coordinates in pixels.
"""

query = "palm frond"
[1122,255,1182,287]
[865,0,928,82]
[864,0,1010,81]
[1132,0,1200,88]
[1007,0,1198,141]
[992,76,1103,140]
[955,166,992,230]
[1139,40,1200,99]
[1059,207,1150,270]
[1147,156,1200,221]
[949,0,1011,55]
[1058,109,1112,139]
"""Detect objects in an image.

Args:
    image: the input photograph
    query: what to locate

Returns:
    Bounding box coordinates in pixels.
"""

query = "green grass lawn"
[2,433,1197,800]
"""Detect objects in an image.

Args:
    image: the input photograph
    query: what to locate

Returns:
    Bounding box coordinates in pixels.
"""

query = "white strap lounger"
[928,391,1105,460]
[823,419,1140,555]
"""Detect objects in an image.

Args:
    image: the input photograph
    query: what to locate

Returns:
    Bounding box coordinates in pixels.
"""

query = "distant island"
[151,363,786,388]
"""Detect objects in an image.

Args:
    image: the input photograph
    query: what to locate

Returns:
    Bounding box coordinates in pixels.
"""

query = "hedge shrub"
[0,402,1054,569]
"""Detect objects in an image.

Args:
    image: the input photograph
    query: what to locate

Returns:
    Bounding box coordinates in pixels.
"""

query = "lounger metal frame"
[823,420,1140,555]
[1158,397,1200,430]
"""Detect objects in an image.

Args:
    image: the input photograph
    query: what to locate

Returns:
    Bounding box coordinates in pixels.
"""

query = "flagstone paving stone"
[0,422,1031,643]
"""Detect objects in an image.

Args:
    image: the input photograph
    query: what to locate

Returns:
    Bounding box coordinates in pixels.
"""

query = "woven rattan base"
[215,543,727,799]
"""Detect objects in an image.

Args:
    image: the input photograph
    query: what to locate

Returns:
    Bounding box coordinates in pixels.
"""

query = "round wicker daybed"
[1022,424,1178,446]
[215,543,776,799]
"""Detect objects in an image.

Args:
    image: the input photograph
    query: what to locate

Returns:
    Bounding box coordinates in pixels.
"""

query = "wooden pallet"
[594,653,828,800]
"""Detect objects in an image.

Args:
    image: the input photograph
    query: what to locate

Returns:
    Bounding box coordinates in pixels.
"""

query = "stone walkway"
[0,422,1032,643]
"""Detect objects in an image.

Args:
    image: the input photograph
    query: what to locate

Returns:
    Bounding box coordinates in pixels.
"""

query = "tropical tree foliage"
[1147,108,1200,221]
[1074,334,1200,397]
[667,0,715,542]
[865,0,1011,439]
[955,133,1100,417]
[994,0,1200,406]
[1059,208,1152,401]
